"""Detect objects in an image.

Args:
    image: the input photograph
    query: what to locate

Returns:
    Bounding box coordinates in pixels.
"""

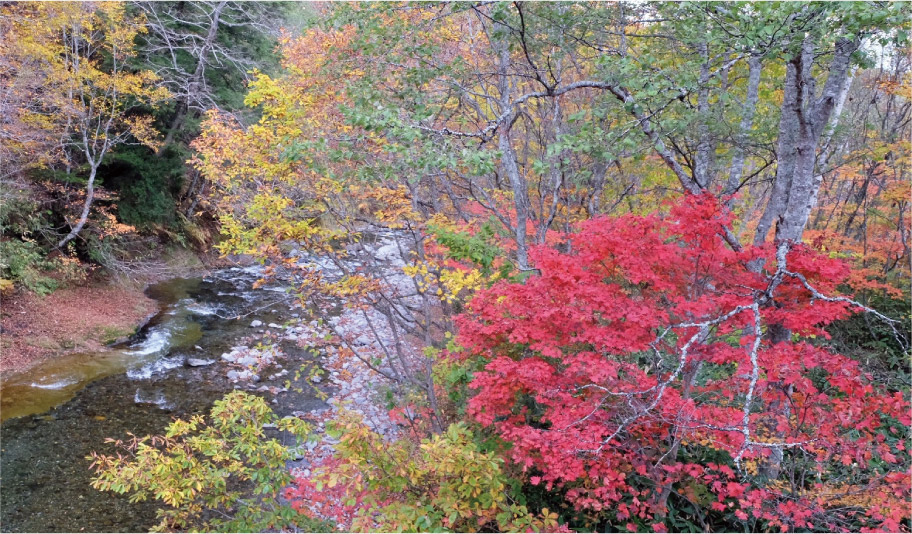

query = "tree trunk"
[57,164,96,249]
[806,66,856,216]
[492,22,532,271]
[755,37,859,246]
[776,38,858,243]
[724,55,762,207]
[538,93,565,244]
[160,102,187,150]
[694,41,714,188]
[754,44,804,246]
[751,36,859,481]
[499,127,531,271]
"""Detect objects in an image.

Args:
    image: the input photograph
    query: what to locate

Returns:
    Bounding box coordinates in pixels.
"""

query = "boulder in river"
[250,320,263,328]
[186,358,214,367]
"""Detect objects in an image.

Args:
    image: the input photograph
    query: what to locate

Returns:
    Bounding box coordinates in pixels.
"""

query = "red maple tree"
[456,194,910,532]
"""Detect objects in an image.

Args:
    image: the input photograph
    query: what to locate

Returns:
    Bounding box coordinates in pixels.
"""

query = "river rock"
[186,358,214,367]
[250,320,263,328]
[375,242,403,264]
[268,323,281,329]
[241,370,259,381]
[227,369,259,382]
[236,356,258,367]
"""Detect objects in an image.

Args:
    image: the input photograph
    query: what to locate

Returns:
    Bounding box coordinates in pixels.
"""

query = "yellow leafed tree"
[0,2,168,248]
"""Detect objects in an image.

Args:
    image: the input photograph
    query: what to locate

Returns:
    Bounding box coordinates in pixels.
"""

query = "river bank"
[0,249,233,378]
[0,282,158,377]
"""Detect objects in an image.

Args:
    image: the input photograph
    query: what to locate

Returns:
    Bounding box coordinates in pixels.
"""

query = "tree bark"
[492,21,532,271]
[724,55,762,207]
[754,44,805,246]
[694,41,714,188]
[806,66,856,216]
[751,37,858,482]
[755,37,859,246]
[776,38,858,243]
[499,127,531,271]
[57,164,96,249]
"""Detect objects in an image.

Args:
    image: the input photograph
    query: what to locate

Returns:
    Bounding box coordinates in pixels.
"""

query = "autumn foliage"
[62,2,910,532]
[455,195,910,532]
[285,414,566,533]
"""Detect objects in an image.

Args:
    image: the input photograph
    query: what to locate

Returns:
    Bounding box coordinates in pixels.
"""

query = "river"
[0,265,328,532]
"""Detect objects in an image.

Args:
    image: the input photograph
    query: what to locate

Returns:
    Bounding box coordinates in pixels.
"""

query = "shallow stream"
[0,266,326,532]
